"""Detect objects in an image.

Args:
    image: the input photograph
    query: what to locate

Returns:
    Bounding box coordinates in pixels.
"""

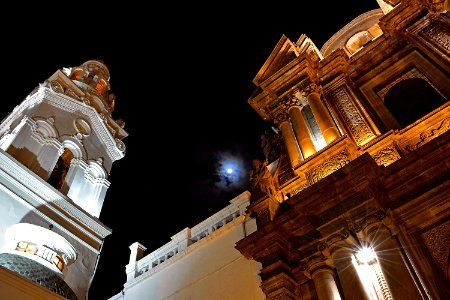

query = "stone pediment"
[252,35,300,86]
[252,34,323,89]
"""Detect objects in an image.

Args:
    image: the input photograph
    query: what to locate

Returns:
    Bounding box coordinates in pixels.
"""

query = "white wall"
[110,193,265,300]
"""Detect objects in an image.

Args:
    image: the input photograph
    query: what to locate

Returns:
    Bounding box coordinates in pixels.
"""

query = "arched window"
[345,31,373,54]
[384,78,447,128]
[48,148,74,191]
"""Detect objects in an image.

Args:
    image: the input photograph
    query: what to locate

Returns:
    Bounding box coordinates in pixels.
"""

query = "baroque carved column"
[365,223,422,300]
[276,111,302,168]
[303,84,340,145]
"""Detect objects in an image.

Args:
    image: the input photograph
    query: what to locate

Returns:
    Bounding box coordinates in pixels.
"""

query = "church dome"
[320,9,384,57]
[0,253,78,300]
[65,60,116,112]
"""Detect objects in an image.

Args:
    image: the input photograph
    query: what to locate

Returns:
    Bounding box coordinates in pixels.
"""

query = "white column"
[125,242,147,282]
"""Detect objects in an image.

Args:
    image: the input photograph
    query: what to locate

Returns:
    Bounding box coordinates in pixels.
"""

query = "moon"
[215,150,248,189]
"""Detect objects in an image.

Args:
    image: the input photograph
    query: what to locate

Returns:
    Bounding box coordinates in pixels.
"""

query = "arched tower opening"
[48,148,74,191]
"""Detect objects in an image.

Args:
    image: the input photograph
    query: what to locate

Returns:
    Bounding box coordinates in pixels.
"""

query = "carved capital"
[301,83,322,97]
[281,95,301,110]
[273,110,290,125]
[260,271,297,300]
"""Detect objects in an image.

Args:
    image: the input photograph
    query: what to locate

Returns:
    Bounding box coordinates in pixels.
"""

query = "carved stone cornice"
[412,117,449,145]
[280,93,301,111]
[378,0,428,37]
[260,272,297,300]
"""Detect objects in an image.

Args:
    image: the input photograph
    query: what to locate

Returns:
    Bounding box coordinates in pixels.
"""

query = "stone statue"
[249,158,281,220]
[260,128,281,163]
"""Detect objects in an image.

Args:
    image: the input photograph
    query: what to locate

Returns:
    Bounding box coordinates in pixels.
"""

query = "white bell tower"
[0,60,127,217]
[0,60,127,299]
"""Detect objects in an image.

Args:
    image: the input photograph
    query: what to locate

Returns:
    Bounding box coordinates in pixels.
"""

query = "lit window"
[53,254,64,271]
[16,241,38,255]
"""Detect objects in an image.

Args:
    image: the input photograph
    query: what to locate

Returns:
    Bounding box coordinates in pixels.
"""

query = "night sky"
[1,2,380,299]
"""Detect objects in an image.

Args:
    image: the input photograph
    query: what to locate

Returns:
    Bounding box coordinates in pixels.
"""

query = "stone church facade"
[115,1,450,299]
[236,1,450,299]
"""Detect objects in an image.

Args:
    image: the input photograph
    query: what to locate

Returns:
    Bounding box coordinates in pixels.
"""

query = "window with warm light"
[16,241,38,255]
[53,254,64,271]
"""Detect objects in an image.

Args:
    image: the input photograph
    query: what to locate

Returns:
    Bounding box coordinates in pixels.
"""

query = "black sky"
[1,2,380,299]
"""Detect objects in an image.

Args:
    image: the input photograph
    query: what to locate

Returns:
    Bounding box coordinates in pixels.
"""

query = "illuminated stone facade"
[236,1,450,299]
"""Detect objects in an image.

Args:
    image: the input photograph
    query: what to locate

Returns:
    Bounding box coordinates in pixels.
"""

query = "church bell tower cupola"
[0,60,128,217]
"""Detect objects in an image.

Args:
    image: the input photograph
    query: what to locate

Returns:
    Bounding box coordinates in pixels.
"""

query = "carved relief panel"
[328,85,377,146]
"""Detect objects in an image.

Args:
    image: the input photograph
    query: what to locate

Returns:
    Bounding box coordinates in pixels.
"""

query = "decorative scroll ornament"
[425,0,449,13]
[372,145,401,167]
[46,117,55,125]
[81,97,90,105]
[273,110,289,125]
[73,132,83,142]
[50,80,64,93]
[64,88,80,100]
[306,150,350,184]
[115,138,126,153]
[301,83,321,98]
[281,94,301,110]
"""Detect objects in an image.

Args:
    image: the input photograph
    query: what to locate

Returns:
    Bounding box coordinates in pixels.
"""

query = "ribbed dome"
[0,253,77,300]
[320,9,384,57]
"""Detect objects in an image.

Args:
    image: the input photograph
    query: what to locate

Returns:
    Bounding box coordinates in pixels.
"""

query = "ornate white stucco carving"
[42,89,125,160]
[0,150,111,239]
[0,87,125,161]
